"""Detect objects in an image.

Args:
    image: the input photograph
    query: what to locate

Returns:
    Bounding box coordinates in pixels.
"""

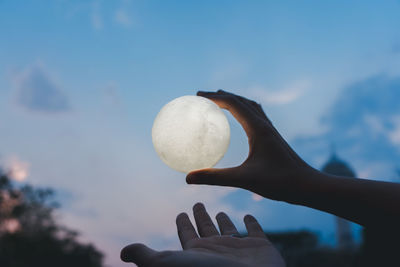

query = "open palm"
[121,203,285,267]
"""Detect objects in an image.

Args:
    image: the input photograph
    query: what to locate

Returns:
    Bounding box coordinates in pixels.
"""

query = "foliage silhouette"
[0,171,104,267]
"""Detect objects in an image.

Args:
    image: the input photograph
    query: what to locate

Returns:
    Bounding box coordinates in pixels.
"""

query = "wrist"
[283,167,328,205]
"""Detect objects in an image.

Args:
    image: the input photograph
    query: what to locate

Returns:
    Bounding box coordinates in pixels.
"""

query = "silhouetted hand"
[120,203,285,267]
[185,90,400,228]
[186,90,313,201]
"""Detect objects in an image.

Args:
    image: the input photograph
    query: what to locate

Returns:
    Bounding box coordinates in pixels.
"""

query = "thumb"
[186,167,243,188]
[120,243,157,265]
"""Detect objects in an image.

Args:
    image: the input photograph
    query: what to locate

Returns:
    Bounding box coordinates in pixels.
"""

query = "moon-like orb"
[152,95,230,173]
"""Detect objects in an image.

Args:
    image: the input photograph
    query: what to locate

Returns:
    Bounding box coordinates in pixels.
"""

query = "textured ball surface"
[152,95,230,173]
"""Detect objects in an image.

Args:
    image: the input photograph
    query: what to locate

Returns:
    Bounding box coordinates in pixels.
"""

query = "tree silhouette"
[0,171,104,267]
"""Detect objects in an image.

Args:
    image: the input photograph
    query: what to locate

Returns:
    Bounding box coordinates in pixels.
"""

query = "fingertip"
[244,214,256,222]
[176,212,189,223]
[193,202,205,211]
[186,169,211,184]
[186,173,198,184]
[120,244,138,262]
[120,247,129,262]
[120,243,155,264]
[197,91,207,96]
[216,211,227,219]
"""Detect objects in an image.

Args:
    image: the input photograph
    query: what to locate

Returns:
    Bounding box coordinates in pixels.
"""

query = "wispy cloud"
[363,114,386,137]
[293,74,400,180]
[114,0,133,27]
[389,116,400,146]
[250,81,309,105]
[103,81,121,106]
[114,9,132,27]
[252,193,263,202]
[91,1,103,30]
[11,63,70,113]
[88,0,134,29]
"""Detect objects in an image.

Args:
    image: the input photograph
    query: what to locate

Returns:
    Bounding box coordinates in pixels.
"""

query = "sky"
[1,0,400,266]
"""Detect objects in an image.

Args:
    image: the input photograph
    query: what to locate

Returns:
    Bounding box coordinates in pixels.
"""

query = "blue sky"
[1,1,400,266]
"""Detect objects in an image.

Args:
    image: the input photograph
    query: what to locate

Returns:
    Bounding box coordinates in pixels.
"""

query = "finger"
[251,102,270,122]
[193,202,219,237]
[120,243,157,265]
[244,215,266,238]
[176,212,199,249]
[216,90,270,121]
[216,212,239,235]
[197,91,261,138]
[186,166,244,188]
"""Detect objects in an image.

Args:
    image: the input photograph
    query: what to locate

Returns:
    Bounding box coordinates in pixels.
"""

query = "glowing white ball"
[152,95,230,173]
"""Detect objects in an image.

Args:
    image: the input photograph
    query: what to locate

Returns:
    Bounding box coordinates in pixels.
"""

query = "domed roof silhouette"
[321,153,355,177]
[321,150,356,250]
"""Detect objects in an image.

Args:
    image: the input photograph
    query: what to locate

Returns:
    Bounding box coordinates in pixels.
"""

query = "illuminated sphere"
[152,95,230,173]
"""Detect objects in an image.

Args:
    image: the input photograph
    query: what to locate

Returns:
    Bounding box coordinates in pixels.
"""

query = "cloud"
[1,156,30,182]
[33,131,243,266]
[87,0,134,30]
[12,64,70,113]
[221,188,337,244]
[252,193,263,202]
[389,116,400,145]
[250,81,308,105]
[293,74,400,180]
[114,9,132,27]
[103,82,121,106]
[114,0,133,27]
[363,114,386,137]
[91,1,103,30]
[60,176,241,267]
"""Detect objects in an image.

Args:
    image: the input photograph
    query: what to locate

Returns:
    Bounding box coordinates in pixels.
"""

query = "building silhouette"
[321,152,355,250]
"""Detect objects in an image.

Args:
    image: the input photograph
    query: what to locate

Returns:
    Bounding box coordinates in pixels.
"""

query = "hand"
[186,90,314,201]
[120,203,285,267]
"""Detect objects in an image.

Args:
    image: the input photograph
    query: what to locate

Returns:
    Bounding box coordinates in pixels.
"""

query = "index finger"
[197,91,262,138]
[215,90,270,121]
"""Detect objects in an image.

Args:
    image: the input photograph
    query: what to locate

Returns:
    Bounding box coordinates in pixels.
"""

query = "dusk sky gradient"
[1,1,400,266]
